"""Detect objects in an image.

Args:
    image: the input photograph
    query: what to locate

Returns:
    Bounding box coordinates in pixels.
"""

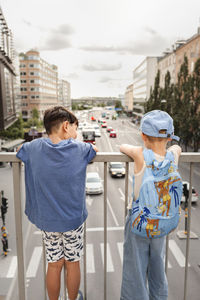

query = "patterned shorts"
[42,224,84,263]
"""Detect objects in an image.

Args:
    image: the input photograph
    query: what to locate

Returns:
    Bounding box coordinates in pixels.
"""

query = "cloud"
[40,34,71,50]
[52,24,75,35]
[82,63,122,72]
[99,77,113,83]
[80,29,170,56]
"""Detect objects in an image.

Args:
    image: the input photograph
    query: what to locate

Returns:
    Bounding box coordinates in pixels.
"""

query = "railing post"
[12,162,26,300]
[165,235,169,275]
[124,162,129,220]
[183,162,193,300]
[84,222,87,299]
[104,162,107,300]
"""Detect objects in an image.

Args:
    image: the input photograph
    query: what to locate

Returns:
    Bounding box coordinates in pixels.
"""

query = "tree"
[145,70,162,112]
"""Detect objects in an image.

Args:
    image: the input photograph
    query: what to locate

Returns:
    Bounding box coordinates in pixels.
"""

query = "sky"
[1,0,200,98]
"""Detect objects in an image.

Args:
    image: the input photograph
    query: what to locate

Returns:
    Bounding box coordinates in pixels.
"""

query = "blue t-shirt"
[16,137,96,232]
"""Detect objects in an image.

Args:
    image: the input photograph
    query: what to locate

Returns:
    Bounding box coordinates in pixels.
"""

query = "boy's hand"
[16,144,23,152]
[92,144,98,152]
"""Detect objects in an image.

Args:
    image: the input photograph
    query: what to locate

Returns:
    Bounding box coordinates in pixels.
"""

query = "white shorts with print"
[42,224,84,263]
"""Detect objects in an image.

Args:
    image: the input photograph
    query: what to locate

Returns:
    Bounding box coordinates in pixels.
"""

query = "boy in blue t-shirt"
[17,106,98,300]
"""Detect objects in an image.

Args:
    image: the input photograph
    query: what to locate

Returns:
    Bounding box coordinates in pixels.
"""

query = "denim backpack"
[131,148,182,238]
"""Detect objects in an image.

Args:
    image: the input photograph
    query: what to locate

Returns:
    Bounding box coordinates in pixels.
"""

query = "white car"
[181,181,199,203]
[109,162,125,177]
[86,172,103,195]
[94,129,101,137]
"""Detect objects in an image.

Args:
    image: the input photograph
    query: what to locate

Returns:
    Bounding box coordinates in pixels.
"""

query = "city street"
[0,109,200,300]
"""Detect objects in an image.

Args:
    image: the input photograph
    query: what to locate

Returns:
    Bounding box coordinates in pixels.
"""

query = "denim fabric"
[120,212,168,300]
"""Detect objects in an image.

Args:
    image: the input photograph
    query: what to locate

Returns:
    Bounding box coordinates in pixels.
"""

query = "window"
[20,87,27,91]
[20,72,26,76]
[21,80,27,83]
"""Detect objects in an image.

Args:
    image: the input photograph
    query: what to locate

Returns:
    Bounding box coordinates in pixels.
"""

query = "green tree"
[145,70,162,112]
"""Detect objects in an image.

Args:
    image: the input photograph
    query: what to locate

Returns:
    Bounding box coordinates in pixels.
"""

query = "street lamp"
[161,99,167,111]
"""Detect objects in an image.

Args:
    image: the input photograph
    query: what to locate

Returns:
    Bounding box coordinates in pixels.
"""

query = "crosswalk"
[2,239,190,279]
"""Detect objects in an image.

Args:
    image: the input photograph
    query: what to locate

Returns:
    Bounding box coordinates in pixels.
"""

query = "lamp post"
[161,99,167,111]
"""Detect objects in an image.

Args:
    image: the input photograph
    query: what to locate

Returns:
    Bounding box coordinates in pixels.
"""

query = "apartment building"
[0,6,17,130]
[158,50,176,88]
[175,28,200,80]
[58,79,71,108]
[133,57,158,105]
[19,50,58,120]
[124,84,133,113]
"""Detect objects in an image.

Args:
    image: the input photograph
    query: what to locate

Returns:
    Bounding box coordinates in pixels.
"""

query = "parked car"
[109,162,125,177]
[110,130,116,138]
[101,123,107,128]
[86,172,103,194]
[107,126,113,132]
[181,181,199,203]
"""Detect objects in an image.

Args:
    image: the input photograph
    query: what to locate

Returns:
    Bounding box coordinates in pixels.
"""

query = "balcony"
[0,151,200,300]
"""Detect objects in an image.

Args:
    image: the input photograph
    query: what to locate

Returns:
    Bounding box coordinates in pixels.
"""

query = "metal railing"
[0,151,200,300]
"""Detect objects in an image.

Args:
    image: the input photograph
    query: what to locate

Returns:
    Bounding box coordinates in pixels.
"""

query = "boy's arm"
[120,144,144,174]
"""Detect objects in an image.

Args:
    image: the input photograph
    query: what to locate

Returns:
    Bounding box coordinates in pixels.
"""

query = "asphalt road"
[0,109,200,300]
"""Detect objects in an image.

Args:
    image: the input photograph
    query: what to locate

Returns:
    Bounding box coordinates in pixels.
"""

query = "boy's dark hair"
[43,106,78,134]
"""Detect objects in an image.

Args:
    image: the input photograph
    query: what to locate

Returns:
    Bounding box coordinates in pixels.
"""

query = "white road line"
[6,256,17,278]
[117,242,123,264]
[118,188,125,202]
[86,226,124,232]
[103,131,113,152]
[26,246,43,278]
[86,244,95,273]
[107,197,119,226]
[100,243,114,272]
[169,240,190,267]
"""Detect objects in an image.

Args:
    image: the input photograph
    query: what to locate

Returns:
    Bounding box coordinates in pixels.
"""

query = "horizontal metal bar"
[1,151,200,163]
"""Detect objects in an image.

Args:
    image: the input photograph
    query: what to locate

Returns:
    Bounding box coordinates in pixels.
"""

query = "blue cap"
[140,110,180,141]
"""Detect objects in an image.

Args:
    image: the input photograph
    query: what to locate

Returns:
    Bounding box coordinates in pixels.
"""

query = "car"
[86,172,103,194]
[109,162,125,177]
[110,130,116,137]
[94,129,101,137]
[107,126,113,132]
[181,181,199,203]
[101,123,107,128]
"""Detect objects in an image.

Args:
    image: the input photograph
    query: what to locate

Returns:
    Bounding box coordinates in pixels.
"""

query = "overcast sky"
[1,0,200,98]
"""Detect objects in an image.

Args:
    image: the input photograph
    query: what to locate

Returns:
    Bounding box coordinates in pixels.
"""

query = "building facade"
[58,79,71,108]
[175,28,200,80]
[0,6,17,130]
[19,50,58,120]
[132,57,158,105]
[158,50,176,88]
[124,84,133,112]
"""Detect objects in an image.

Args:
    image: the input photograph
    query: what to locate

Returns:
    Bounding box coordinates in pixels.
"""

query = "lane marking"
[86,196,93,206]
[26,246,43,278]
[86,244,95,273]
[118,188,125,202]
[169,240,190,267]
[107,197,119,226]
[6,256,17,278]
[117,242,123,263]
[86,226,124,232]
[103,131,113,152]
[100,243,114,272]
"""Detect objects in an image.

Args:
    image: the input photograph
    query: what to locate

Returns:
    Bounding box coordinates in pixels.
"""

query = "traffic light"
[1,197,8,214]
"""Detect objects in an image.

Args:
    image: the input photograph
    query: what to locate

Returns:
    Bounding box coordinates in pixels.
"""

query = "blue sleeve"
[81,142,97,163]
[16,142,30,163]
